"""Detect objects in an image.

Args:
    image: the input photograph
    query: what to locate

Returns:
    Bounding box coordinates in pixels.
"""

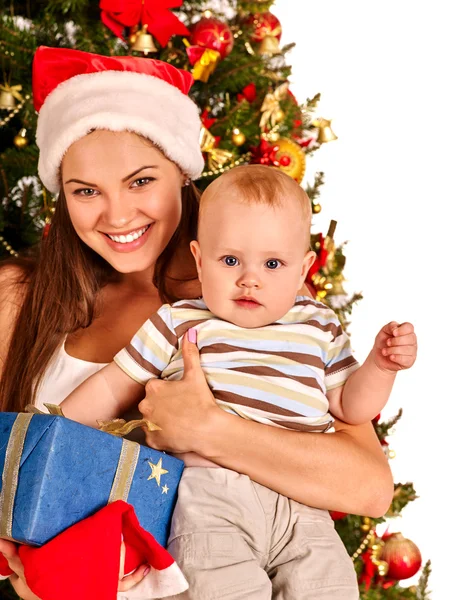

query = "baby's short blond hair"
[199,164,312,251]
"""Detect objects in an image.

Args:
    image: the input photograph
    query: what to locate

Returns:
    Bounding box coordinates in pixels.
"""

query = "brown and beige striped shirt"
[114,296,359,433]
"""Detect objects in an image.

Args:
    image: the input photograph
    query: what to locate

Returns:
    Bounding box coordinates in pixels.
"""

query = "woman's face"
[62,130,184,275]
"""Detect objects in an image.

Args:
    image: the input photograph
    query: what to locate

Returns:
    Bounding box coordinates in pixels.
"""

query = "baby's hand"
[373,321,417,373]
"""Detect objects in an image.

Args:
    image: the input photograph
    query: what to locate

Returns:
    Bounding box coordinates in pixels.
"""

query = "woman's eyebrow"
[65,178,96,186]
[122,165,159,182]
[65,165,159,186]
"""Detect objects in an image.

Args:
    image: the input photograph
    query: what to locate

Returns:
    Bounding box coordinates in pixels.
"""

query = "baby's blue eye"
[266,259,281,270]
[223,256,239,267]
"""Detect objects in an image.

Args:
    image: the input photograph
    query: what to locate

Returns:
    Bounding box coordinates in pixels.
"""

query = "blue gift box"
[0,412,184,547]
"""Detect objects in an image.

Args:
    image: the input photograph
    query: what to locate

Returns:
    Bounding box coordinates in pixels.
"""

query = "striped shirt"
[114,296,359,433]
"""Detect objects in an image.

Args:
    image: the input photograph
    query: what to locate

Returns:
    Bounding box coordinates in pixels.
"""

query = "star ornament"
[147,458,168,487]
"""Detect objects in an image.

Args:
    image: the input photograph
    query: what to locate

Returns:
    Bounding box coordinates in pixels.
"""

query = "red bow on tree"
[100,0,190,46]
[237,83,257,103]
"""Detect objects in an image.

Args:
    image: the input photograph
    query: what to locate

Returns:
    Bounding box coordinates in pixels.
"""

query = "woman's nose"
[103,193,136,229]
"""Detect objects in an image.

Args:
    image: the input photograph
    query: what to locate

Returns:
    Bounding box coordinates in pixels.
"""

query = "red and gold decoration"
[380,533,422,581]
[190,17,234,59]
[186,17,234,82]
[245,10,282,55]
[100,0,190,48]
[273,137,306,182]
[308,220,346,300]
[313,117,338,144]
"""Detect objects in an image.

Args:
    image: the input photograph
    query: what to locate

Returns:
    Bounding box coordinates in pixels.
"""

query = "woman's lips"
[102,223,152,253]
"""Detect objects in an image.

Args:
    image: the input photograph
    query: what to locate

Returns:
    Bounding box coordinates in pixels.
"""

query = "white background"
[273,1,449,597]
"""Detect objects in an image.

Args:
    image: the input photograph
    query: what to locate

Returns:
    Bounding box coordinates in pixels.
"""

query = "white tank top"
[34,340,108,411]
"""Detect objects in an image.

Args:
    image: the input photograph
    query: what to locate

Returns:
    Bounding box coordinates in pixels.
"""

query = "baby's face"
[191,193,315,328]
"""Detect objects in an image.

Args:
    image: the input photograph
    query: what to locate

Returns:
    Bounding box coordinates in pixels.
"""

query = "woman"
[0,47,393,599]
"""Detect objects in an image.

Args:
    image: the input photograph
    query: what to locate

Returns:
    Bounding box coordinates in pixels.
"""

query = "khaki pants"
[165,467,359,599]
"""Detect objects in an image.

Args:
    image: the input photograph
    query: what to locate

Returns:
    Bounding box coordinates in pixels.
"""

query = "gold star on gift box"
[147,458,168,486]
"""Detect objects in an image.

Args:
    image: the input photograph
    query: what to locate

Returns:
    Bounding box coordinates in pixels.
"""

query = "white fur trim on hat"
[36,70,205,193]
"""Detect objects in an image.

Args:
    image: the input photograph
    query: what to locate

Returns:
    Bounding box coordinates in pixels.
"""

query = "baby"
[61,164,416,598]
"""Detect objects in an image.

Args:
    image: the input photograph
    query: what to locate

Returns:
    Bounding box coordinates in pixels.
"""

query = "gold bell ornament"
[313,118,338,144]
[0,83,23,110]
[257,34,280,55]
[131,25,158,55]
[13,127,29,149]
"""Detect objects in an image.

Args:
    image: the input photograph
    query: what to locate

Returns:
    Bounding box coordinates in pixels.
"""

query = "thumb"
[181,328,202,379]
[0,539,23,577]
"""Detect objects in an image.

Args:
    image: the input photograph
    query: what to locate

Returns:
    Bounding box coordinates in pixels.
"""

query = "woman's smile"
[102,223,153,253]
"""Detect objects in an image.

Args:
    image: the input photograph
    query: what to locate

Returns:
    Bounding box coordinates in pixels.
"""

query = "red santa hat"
[0,500,188,600]
[33,46,204,194]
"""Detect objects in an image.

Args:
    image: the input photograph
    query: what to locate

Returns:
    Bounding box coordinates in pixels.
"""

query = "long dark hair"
[0,182,200,412]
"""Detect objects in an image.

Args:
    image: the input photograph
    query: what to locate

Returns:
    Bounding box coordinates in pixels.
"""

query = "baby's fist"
[374,321,417,372]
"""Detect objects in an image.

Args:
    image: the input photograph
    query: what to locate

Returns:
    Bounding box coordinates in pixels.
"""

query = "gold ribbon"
[0,413,33,539]
[199,126,233,171]
[108,439,140,504]
[0,83,24,103]
[259,82,289,130]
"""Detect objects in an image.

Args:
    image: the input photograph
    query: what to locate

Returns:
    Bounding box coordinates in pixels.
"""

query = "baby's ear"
[190,240,202,282]
[301,250,317,281]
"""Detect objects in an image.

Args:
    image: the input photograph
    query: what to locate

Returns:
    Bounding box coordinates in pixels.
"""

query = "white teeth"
[107,225,149,244]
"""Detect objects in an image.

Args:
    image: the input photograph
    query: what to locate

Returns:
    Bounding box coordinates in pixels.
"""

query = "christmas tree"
[0,0,431,597]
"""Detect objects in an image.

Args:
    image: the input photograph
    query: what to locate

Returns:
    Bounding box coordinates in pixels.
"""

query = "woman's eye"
[131,177,154,188]
[74,188,97,197]
[222,256,239,267]
[265,259,281,270]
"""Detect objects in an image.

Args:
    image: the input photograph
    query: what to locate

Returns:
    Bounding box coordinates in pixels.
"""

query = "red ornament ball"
[279,155,291,167]
[381,533,422,580]
[246,11,282,43]
[190,17,234,60]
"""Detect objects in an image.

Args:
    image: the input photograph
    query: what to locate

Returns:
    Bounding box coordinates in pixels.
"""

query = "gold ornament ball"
[313,202,321,214]
[231,128,246,146]
[274,137,306,182]
[13,129,29,149]
[273,108,285,123]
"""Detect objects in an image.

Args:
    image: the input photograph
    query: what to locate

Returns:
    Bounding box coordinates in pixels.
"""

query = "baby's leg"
[267,499,359,599]
[164,467,271,600]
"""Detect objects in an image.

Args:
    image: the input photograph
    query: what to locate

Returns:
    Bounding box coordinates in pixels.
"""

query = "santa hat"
[0,500,188,600]
[33,46,205,194]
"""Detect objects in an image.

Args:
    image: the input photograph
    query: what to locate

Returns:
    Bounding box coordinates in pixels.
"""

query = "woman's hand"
[0,540,149,598]
[118,542,150,592]
[0,540,41,600]
[138,329,222,454]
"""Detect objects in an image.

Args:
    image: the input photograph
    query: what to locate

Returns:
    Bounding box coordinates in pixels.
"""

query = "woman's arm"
[139,333,393,518]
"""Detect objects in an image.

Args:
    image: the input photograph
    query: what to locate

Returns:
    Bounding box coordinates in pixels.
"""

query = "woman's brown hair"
[0,182,200,413]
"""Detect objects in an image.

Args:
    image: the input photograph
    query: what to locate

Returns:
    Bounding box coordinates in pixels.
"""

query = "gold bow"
[0,83,23,103]
[259,82,289,130]
[25,403,161,436]
[192,48,221,83]
[200,126,233,171]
